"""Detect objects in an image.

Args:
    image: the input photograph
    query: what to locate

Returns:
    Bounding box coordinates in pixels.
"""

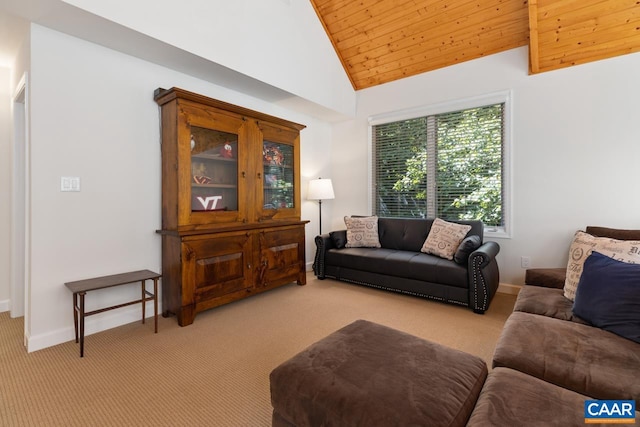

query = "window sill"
[484,228,511,239]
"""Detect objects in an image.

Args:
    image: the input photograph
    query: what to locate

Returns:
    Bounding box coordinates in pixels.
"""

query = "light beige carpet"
[0,274,516,427]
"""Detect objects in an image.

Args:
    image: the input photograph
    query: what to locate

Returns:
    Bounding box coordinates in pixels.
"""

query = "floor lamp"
[307,178,335,235]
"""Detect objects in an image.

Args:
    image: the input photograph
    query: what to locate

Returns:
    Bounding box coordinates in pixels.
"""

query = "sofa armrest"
[468,241,500,314]
[313,233,334,278]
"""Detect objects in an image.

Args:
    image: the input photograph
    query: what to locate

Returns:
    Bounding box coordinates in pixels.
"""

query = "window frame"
[367,91,512,239]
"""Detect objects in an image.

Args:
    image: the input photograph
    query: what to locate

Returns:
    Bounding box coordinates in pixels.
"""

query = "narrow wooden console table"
[65,270,161,357]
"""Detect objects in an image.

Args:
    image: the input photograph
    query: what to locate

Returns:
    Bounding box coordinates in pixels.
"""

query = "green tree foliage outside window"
[373,104,503,227]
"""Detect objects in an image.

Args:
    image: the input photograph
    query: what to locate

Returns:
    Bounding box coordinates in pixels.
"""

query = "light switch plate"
[61,176,80,192]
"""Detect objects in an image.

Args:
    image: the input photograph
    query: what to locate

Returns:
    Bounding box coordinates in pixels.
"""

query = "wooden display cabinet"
[154,87,308,326]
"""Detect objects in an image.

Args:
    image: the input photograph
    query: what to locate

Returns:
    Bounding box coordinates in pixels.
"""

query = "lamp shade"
[307,178,335,201]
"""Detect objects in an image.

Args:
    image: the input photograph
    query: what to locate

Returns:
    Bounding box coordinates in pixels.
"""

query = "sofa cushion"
[325,248,398,274]
[407,253,468,287]
[468,368,603,427]
[325,248,468,288]
[344,216,381,248]
[421,218,472,260]
[453,235,482,265]
[377,217,430,251]
[493,311,640,403]
[513,285,588,325]
[564,231,640,301]
[573,251,640,344]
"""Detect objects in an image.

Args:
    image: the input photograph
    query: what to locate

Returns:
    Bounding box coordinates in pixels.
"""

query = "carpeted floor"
[0,274,516,426]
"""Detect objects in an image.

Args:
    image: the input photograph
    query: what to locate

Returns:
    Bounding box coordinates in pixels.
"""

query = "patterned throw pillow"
[344,216,381,248]
[421,218,472,261]
[564,231,640,301]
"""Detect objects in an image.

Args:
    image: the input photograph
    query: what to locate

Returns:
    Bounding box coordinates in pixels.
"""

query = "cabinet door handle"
[242,171,246,178]
[257,172,262,179]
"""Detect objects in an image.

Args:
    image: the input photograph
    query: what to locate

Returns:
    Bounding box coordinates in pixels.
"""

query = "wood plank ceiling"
[529,0,640,74]
[310,0,640,91]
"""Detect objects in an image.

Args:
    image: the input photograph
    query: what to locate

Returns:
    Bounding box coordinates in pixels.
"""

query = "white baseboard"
[27,301,157,353]
[0,299,9,313]
[498,282,521,295]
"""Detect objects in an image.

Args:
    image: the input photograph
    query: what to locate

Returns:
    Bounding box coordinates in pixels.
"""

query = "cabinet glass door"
[190,126,238,213]
[262,141,294,210]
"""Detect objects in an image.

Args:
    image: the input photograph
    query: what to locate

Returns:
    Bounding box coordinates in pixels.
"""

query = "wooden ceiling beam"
[528,0,540,73]
[530,0,640,74]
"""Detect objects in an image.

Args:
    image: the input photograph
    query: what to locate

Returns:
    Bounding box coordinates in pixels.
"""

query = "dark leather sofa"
[313,217,500,313]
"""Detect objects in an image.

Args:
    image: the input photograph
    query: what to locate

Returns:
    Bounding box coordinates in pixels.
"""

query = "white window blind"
[372,103,505,229]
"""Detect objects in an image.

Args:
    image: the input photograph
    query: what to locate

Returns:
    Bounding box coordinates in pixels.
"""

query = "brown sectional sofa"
[485,226,640,423]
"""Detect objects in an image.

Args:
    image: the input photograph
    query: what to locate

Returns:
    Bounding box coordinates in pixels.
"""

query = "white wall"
[0,67,11,309]
[59,0,355,117]
[330,46,640,286]
[26,24,332,351]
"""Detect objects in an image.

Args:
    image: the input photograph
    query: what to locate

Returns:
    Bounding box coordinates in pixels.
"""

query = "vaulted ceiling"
[310,0,640,91]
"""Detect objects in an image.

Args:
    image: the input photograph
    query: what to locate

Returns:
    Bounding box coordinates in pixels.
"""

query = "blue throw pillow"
[573,251,640,343]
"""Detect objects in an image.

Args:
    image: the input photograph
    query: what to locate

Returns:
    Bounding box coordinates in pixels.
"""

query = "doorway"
[11,72,29,345]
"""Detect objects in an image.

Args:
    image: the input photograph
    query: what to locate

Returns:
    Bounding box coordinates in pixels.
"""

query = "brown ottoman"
[270,320,488,427]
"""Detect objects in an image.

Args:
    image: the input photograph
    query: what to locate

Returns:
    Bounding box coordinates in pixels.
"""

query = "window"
[370,92,510,237]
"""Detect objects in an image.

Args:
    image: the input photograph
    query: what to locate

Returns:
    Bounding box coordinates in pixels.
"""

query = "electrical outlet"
[521,256,531,269]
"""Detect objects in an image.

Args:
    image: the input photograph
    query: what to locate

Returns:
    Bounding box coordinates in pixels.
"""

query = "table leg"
[72,292,79,344]
[141,280,146,325]
[153,278,158,333]
[79,292,86,358]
